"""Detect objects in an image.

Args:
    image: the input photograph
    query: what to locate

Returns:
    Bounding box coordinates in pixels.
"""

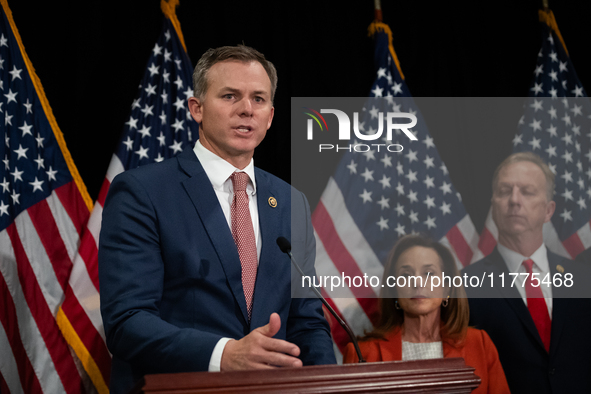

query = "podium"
[132,358,481,393]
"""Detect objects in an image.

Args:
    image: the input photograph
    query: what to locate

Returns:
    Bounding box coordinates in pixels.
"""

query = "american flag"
[311,21,480,359]
[93,14,197,186]
[478,9,591,259]
[0,1,110,393]
[72,1,198,387]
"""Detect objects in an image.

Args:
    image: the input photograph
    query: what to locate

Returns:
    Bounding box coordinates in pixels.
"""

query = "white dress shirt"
[193,140,262,371]
[497,243,553,317]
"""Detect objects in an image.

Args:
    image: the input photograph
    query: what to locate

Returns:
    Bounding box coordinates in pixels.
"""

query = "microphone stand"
[277,237,365,363]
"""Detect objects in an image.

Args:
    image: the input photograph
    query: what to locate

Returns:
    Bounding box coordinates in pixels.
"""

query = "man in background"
[463,152,591,393]
[99,45,335,393]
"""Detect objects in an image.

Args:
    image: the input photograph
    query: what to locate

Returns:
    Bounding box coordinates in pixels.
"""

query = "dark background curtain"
[8,0,591,231]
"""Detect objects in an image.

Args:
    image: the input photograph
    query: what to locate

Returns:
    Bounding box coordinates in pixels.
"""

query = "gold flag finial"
[161,0,188,53]
[538,9,568,56]
[367,21,405,80]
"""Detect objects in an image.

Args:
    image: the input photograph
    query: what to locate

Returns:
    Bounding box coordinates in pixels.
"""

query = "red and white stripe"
[0,181,108,393]
[62,154,127,385]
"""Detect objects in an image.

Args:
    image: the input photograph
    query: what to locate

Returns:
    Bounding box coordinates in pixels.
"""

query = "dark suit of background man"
[99,45,336,393]
[463,152,591,393]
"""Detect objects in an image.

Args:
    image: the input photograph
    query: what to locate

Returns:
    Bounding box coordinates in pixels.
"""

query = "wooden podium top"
[133,357,481,393]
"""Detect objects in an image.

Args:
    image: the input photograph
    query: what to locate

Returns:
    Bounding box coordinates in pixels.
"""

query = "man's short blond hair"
[192,45,277,102]
[492,152,555,200]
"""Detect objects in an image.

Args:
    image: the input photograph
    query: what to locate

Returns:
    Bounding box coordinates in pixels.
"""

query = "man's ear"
[266,106,274,130]
[188,97,203,124]
[544,200,556,223]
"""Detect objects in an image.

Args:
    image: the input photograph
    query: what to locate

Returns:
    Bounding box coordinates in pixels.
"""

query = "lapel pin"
[268,197,277,208]
[556,264,564,273]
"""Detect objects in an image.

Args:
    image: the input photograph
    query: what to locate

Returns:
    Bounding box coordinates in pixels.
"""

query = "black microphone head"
[276,236,291,254]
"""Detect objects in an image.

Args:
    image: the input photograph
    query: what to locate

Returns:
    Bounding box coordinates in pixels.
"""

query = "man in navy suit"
[463,152,591,393]
[99,45,335,393]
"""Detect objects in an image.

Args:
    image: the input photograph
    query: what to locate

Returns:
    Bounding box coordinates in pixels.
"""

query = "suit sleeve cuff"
[208,337,232,372]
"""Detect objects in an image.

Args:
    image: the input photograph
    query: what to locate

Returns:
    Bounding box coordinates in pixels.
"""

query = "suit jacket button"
[549,368,555,375]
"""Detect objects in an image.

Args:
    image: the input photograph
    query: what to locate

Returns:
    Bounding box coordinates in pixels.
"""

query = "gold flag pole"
[538,5,569,56]
[161,0,188,53]
[368,0,405,79]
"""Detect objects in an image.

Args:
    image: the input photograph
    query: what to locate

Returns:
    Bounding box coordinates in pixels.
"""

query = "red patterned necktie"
[522,259,551,352]
[230,172,258,320]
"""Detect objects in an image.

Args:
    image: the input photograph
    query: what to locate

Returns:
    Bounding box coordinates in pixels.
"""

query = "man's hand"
[220,313,303,370]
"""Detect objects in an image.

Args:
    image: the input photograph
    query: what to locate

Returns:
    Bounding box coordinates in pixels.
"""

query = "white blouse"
[401,340,444,360]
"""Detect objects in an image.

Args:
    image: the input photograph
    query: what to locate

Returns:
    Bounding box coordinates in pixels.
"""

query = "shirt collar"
[497,242,549,273]
[193,140,257,195]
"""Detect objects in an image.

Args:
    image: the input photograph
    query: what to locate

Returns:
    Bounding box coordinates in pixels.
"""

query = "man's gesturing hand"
[220,313,303,370]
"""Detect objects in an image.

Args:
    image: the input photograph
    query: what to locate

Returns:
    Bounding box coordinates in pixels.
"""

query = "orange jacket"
[343,327,510,394]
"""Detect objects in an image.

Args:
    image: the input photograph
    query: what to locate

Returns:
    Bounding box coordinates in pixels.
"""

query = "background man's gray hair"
[492,151,555,200]
[192,44,278,102]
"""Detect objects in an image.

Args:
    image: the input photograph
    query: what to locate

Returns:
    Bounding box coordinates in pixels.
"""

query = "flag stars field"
[346,160,357,174]
[359,189,372,203]
[376,216,388,230]
[316,82,469,246]
[29,177,43,192]
[377,195,389,210]
[506,26,591,255]
[114,28,197,170]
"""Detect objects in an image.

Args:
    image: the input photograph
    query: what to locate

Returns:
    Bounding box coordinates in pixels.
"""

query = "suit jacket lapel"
[250,169,282,328]
[547,251,569,357]
[379,329,403,361]
[487,248,547,351]
[177,149,249,324]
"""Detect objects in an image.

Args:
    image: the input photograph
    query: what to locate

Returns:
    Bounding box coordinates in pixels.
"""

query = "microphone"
[276,236,365,363]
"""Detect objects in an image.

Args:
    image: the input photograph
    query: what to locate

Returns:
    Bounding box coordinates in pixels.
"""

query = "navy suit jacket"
[462,247,591,394]
[99,148,335,393]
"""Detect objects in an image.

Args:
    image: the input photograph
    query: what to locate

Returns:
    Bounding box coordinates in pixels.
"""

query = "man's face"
[491,161,555,240]
[188,60,274,168]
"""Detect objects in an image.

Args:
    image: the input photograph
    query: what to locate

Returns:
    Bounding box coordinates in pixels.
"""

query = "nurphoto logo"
[303,107,417,153]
